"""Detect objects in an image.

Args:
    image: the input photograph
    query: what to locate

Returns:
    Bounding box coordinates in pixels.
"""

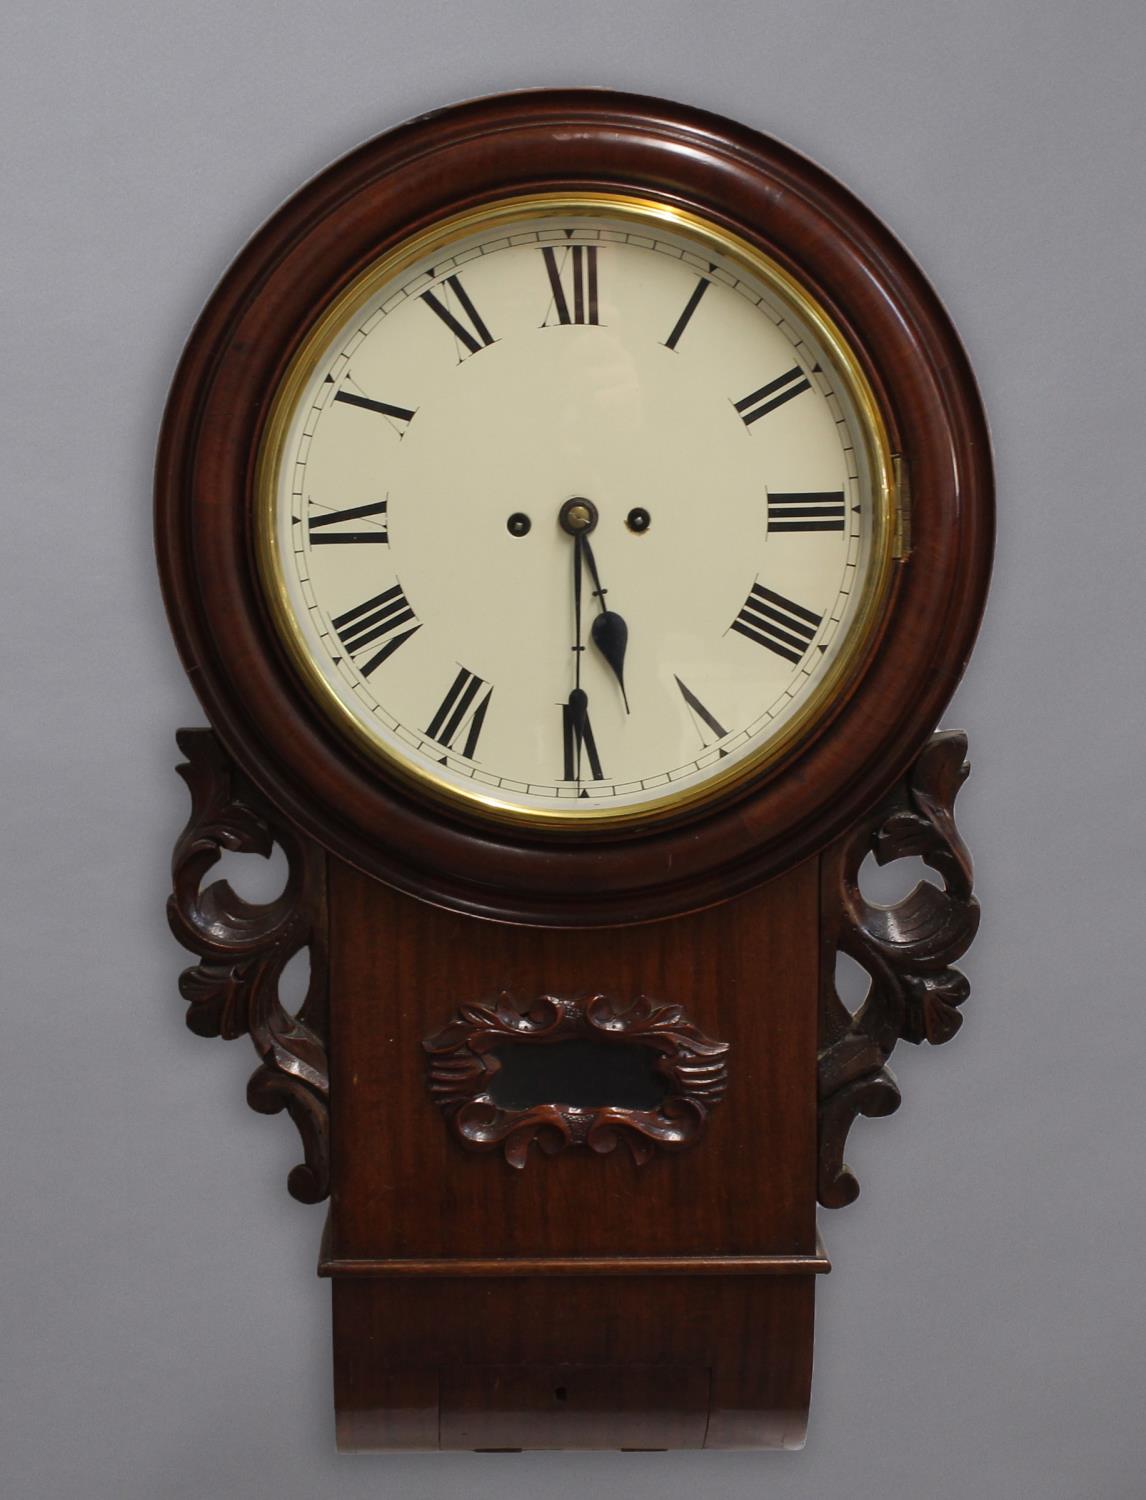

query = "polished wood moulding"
[330,1272,821,1451]
[318,1246,832,1277]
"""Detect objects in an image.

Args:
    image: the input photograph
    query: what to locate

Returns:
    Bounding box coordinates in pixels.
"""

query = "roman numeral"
[541,245,599,326]
[426,668,493,758]
[735,366,811,427]
[420,275,495,358]
[331,584,420,675]
[766,490,846,533]
[730,584,823,664]
[674,676,729,746]
[331,388,416,429]
[308,499,389,545]
[561,702,604,781]
[664,277,710,350]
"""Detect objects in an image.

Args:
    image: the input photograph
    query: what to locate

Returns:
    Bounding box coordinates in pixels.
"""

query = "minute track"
[274,204,884,821]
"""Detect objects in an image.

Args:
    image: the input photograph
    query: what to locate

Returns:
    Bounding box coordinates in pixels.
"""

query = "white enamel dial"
[260,198,894,826]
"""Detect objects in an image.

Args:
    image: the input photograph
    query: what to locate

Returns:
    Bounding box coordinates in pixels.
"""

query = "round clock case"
[155,89,993,925]
[256,194,897,830]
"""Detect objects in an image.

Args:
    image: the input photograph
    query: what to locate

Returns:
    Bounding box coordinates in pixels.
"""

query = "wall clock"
[158,89,992,1450]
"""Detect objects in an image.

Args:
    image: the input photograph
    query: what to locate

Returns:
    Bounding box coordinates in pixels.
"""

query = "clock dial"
[259,196,895,826]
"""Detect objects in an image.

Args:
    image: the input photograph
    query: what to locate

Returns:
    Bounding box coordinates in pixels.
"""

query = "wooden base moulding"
[327,1270,825,1451]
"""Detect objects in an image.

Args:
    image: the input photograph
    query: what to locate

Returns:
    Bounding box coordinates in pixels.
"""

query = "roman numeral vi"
[561,700,604,782]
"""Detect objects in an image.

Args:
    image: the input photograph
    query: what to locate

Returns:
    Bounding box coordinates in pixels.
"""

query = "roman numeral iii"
[308,499,389,545]
[541,245,599,326]
[766,490,846,533]
[735,366,811,427]
[421,275,495,358]
[331,585,420,675]
[730,584,823,664]
[426,668,493,758]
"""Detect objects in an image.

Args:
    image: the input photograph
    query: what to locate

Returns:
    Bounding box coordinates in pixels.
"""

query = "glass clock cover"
[258,196,895,827]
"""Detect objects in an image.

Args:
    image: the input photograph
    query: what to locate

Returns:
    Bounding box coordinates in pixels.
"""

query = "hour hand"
[582,534,630,712]
[590,610,629,712]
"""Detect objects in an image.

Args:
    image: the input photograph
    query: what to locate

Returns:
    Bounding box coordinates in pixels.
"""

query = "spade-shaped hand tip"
[591,610,630,711]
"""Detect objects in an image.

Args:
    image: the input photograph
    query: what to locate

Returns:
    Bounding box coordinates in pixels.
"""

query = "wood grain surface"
[155,88,994,925]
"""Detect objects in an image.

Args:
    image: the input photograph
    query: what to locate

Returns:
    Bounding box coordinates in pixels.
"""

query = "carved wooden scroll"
[168,729,330,1204]
[424,993,731,1168]
[817,731,979,1208]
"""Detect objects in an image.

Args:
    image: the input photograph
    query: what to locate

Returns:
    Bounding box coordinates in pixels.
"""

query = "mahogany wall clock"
[157,88,992,1450]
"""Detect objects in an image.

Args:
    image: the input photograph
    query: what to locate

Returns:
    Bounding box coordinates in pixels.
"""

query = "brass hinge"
[892,453,912,559]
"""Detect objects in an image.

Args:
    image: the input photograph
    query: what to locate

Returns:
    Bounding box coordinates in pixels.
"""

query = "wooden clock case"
[157,89,993,1450]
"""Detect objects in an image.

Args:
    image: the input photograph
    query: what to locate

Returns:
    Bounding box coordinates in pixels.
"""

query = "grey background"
[3,2,1143,1496]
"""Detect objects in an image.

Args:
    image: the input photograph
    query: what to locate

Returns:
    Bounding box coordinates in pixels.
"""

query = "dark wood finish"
[159,92,992,1450]
[325,861,817,1263]
[318,859,820,1448]
[319,1250,831,1277]
[155,88,994,925]
[165,711,982,1446]
[331,1274,819,1451]
[168,728,330,1204]
[438,1363,712,1452]
[817,732,979,1207]
[424,992,730,1167]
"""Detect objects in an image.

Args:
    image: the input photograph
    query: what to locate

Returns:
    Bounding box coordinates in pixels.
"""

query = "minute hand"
[581,534,630,713]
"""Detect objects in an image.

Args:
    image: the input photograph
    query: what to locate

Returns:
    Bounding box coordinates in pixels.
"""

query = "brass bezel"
[256,192,897,832]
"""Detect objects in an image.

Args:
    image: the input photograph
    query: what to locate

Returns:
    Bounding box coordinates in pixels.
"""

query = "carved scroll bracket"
[168,728,329,1203]
[818,731,979,1209]
[425,993,731,1169]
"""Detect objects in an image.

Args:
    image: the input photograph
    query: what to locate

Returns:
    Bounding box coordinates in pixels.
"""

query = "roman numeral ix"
[331,585,420,675]
[541,245,599,326]
[730,584,823,664]
[426,668,493,758]
[308,499,389,545]
[420,275,495,358]
[735,366,811,427]
[767,490,846,533]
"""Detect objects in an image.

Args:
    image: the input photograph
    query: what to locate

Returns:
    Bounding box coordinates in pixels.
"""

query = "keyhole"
[554,1386,568,1402]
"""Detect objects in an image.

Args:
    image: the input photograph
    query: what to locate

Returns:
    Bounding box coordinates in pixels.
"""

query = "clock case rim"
[155,87,994,927]
[255,190,900,832]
